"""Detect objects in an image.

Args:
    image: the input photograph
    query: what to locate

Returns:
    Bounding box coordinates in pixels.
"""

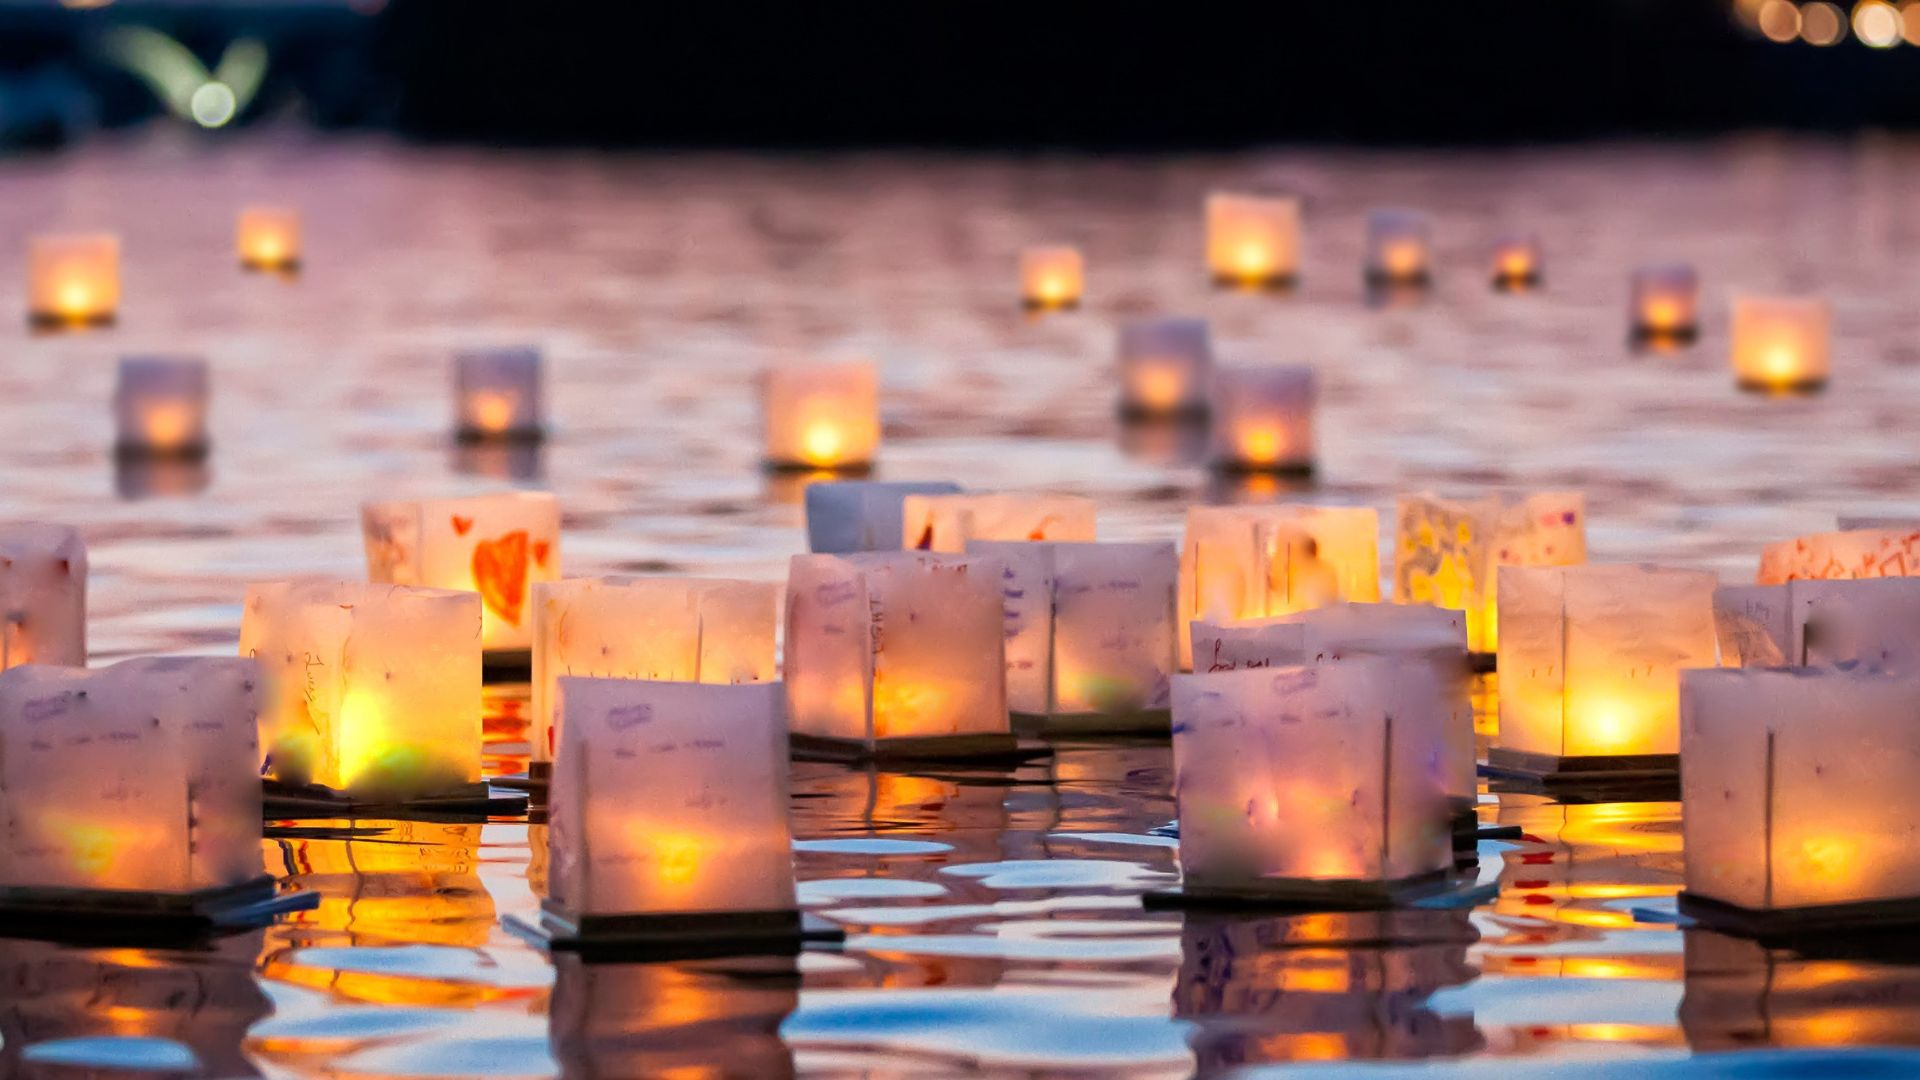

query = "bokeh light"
[1801,2,1847,43]
[189,81,237,127]
[1854,0,1902,44]
[1758,0,1803,41]
[1901,0,1920,43]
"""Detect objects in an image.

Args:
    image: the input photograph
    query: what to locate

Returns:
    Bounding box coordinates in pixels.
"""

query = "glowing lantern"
[1163,661,1456,905]
[1679,666,1920,932]
[1489,233,1541,290]
[1364,210,1432,286]
[1758,526,1920,585]
[1492,564,1718,781]
[454,346,544,442]
[804,479,961,553]
[1731,296,1829,394]
[1019,246,1084,309]
[1205,192,1301,288]
[0,525,86,671]
[1117,317,1211,418]
[967,540,1177,732]
[762,361,880,471]
[529,577,778,768]
[114,356,209,459]
[900,491,1096,553]
[1178,504,1380,669]
[1714,577,1920,669]
[361,491,561,652]
[1207,365,1315,473]
[1630,263,1699,340]
[27,233,118,328]
[236,206,300,271]
[785,552,1013,759]
[1393,491,1587,652]
[239,580,482,802]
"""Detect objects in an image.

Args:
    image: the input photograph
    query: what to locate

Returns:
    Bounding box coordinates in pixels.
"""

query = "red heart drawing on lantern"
[472,529,530,625]
[532,540,551,568]
[451,515,475,536]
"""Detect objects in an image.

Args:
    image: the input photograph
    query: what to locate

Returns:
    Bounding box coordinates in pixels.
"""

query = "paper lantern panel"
[454,346,544,441]
[236,206,301,271]
[115,356,209,459]
[761,362,880,471]
[28,233,118,327]
[1731,296,1830,394]
[1393,492,1586,652]
[1179,505,1380,669]
[0,525,86,672]
[901,492,1096,553]
[1208,366,1314,473]
[804,480,961,553]
[1117,317,1211,418]
[1714,578,1920,671]
[1205,192,1301,287]
[1630,263,1699,339]
[362,491,561,651]
[1758,527,1920,586]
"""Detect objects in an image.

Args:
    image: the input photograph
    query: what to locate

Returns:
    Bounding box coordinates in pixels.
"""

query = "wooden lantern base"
[1117,402,1210,424]
[1492,272,1542,292]
[1737,376,1828,397]
[1021,297,1081,312]
[1484,746,1679,790]
[455,425,545,446]
[1145,869,1492,913]
[504,901,844,962]
[263,778,528,820]
[1631,325,1698,348]
[1011,708,1169,737]
[1207,459,1316,479]
[1365,269,1432,289]
[790,731,1050,766]
[29,311,115,332]
[762,459,874,477]
[1468,651,1497,674]
[0,875,317,944]
[1678,889,1920,940]
[1210,272,1298,293]
[113,440,210,463]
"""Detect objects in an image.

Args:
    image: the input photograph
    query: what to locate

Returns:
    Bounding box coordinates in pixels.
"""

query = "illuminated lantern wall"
[27,233,118,327]
[454,346,544,441]
[1758,526,1920,585]
[1489,233,1542,289]
[1730,296,1830,393]
[1178,504,1380,668]
[1495,564,1718,767]
[239,580,481,800]
[901,491,1096,553]
[784,552,1008,750]
[548,677,794,919]
[115,356,209,459]
[967,540,1177,726]
[236,206,301,271]
[529,577,778,764]
[1208,366,1314,472]
[1714,577,1920,670]
[1630,263,1699,338]
[761,361,880,470]
[805,479,961,553]
[1205,192,1301,287]
[1117,317,1211,418]
[1019,246,1084,309]
[1394,491,1586,651]
[362,491,561,651]
[1364,210,1432,285]
[0,657,260,893]
[0,524,86,671]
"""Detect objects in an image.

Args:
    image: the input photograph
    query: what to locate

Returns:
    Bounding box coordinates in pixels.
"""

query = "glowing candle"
[900,491,1096,553]
[785,551,1011,758]
[1493,564,1718,780]
[1758,525,1920,585]
[1117,317,1211,418]
[236,206,300,271]
[240,581,481,801]
[1393,491,1586,652]
[361,491,561,652]
[1731,296,1829,394]
[804,480,961,553]
[454,346,544,442]
[1205,192,1301,288]
[1714,577,1920,669]
[1178,504,1380,669]
[114,356,209,459]
[1489,233,1541,290]
[1364,210,1432,286]
[762,361,880,471]
[27,233,118,328]
[1019,246,1084,309]
[1630,263,1699,340]
[529,577,777,768]
[0,525,86,672]
[1680,666,1920,930]
[1207,365,1314,473]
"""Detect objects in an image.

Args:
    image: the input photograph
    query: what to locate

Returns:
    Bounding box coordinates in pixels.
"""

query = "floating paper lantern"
[1493,564,1717,781]
[236,206,300,271]
[1205,192,1301,288]
[240,580,482,801]
[114,356,209,459]
[1117,317,1211,418]
[454,346,544,442]
[1489,233,1541,290]
[1164,661,1456,905]
[1758,526,1920,585]
[1714,577,1920,670]
[1179,504,1380,669]
[785,551,1012,759]
[968,540,1177,732]
[761,361,880,471]
[1394,491,1587,652]
[1680,666,1920,932]
[901,491,1096,553]
[1019,246,1084,310]
[805,479,961,553]
[361,491,561,652]
[529,577,778,768]
[1207,365,1315,473]
[542,677,802,947]
[0,525,86,672]
[1630,263,1699,340]
[1731,296,1829,394]
[27,233,118,328]
[1364,211,1432,286]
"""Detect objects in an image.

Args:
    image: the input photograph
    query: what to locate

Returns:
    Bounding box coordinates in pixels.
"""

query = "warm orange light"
[58,282,92,317]
[1498,250,1534,280]
[140,403,193,449]
[1382,240,1425,279]
[1642,296,1682,331]
[237,206,301,270]
[28,233,119,325]
[1130,364,1186,410]
[1235,242,1274,280]
[801,421,845,466]
[1019,246,1084,308]
[470,392,515,434]
[1237,426,1283,464]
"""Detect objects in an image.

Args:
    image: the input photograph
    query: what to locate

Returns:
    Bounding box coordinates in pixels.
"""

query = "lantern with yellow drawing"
[1393,491,1586,652]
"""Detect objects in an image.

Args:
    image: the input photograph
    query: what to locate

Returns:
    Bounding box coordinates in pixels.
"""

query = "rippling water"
[3,132,1920,1076]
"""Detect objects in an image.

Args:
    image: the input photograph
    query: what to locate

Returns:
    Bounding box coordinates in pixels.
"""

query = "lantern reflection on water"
[362,491,561,653]
[0,524,86,672]
[1019,246,1084,309]
[1178,504,1379,669]
[900,491,1096,553]
[1394,491,1586,652]
[236,205,300,271]
[1731,295,1829,394]
[1117,316,1211,419]
[805,479,962,553]
[454,346,544,442]
[1206,191,1301,288]
[27,233,118,328]
[114,356,209,460]
[761,361,880,471]
[1714,577,1920,669]
[1207,365,1314,473]
[549,953,798,1077]
[1681,929,1920,1050]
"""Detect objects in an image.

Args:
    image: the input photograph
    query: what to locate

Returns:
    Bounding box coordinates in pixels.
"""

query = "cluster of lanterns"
[0,189,1900,951]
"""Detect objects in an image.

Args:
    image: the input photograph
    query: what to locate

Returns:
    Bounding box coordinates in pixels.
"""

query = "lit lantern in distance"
[27,233,118,328]
[1489,233,1541,291]
[1679,666,1920,933]
[761,361,880,472]
[1757,525,1920,585]
[240,580,482,802]
[1208,365,1314,474]
[901,491,1096,553]
[0,524,86,672]
[1731,295,1829,394]
[1205,192,1301,288]
[805,480,961,553]
[785,552,1014,760]
[1393,491,1586,653]
[1714,577,1920,669]
[114,356,209,460]
[1019,246,1084,310]
[1630,263,1699,342]
[1492,564,1717,783]
[1178,504,1380,669]
[1117,317,1211,419]
[362,491,561,653]
[236,206,300,272]
[454,346,545,442]
[1364,210,1432,286]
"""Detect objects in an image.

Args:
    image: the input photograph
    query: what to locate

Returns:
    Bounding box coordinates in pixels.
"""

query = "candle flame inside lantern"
[141,404,194,449]
[1763,346,1799,383]
[1131,364,1186,411]
[1235,242,1273,281]
[1237,426,1284,465]
[801,421,845,466]
[471,392,516,435]
[1382,240,1425,279]
[1642,297,1682,332]
[1499,250,1533,280]
[58,282,92,319]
